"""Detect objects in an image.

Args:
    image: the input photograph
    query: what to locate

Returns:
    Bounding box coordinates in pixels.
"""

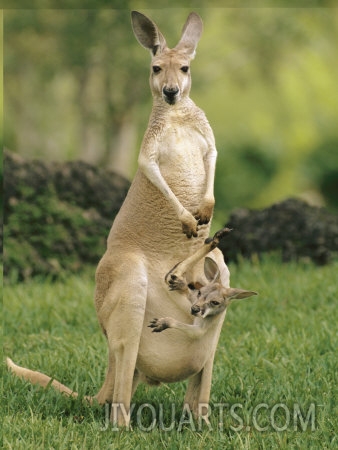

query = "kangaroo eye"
[211,300,220,306]
[180,66,189,73]
[152,66,162,74]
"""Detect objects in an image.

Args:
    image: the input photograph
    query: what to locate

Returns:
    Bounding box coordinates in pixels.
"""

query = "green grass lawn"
[3,256,337,449]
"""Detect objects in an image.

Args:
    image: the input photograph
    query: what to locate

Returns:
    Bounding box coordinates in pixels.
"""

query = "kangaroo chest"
[159,123,208,173]
[157,123,209,208]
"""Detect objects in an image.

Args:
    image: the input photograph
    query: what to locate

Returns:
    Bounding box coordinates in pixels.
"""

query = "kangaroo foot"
[164,262,188,291]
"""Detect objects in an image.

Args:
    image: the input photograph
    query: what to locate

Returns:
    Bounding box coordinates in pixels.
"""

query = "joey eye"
[211,300,220,306]
[152,66,161,74]
[180,66,189,73]
[197,290,201,297]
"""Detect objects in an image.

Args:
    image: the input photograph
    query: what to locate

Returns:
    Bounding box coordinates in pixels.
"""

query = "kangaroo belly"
[136,331,208,383]
[135,285,213,383]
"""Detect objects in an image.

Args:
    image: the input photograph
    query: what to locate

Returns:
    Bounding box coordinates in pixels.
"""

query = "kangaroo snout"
[163,86,180,104]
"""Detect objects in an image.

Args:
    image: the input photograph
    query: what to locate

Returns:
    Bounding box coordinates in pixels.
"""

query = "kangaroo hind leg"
[98,256,148,428]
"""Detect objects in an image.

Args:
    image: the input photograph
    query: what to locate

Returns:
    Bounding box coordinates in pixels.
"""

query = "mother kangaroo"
[94,10,230,426]
[7,11,230,428]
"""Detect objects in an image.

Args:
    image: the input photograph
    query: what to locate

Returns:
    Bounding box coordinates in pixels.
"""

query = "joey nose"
[191,305,200,316]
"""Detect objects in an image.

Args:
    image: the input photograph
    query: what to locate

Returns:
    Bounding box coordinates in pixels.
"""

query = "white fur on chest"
[159,123,208,160]
[158,121,208,189]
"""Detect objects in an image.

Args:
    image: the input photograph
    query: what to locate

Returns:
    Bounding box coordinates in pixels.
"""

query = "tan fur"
[7,11,231,428]
[152,236,257,338]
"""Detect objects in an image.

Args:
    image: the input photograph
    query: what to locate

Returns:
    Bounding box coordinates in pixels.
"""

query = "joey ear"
[131,11,167,56]
[175,12,203,59]
[226,289,258,301]
[204,257,220,283]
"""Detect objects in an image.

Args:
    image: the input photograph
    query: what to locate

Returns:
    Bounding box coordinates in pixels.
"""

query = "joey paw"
[148,318,169,333]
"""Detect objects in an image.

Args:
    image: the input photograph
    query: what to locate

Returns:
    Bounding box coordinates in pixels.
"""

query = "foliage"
[4,8,338,214]
[196,8,338,215]
[4,8,150,174]
[4,183,103,280]
[3,152,130,281]
[303,138,338,211]
[3,257,337,448]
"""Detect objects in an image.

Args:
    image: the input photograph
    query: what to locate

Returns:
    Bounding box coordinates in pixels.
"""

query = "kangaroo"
[150,257,257,341]
[150,260,256,335]
[7,11,231,428]
[150,228,256,343]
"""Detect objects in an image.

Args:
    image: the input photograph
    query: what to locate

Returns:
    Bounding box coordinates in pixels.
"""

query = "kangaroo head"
[190,257,257,318]
[131,11,203,105]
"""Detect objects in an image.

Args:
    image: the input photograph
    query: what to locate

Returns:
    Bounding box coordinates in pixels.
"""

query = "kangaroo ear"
[226,289,258,301]
[175,12,203,59]
[131,11,167,56]
[204,257,221,283]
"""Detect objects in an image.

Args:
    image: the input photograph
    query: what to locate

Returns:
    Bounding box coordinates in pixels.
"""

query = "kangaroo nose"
[163,87,179,103]
[191,305,200,316]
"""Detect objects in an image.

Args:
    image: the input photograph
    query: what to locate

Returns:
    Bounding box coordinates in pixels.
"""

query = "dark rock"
[220,198,338,265]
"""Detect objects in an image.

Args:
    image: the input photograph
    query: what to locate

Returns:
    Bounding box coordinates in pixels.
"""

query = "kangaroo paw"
[148,318,170,333]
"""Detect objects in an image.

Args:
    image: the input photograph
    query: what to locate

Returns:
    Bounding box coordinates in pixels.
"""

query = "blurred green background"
[4,6,338,227]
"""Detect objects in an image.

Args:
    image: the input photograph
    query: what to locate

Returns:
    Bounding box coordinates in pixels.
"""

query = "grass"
[3,256,338,449]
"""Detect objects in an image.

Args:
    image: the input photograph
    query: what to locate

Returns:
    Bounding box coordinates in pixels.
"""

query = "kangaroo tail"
[6,357,85,400]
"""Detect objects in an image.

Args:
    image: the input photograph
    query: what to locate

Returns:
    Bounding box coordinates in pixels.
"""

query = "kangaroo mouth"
[191,308,209,318]
[201,309,210,319]
[191,307,213,319]
[163,95,178,105]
